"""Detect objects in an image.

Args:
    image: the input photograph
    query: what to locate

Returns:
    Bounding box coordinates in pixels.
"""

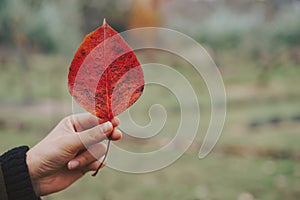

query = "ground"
[0,53,299,200]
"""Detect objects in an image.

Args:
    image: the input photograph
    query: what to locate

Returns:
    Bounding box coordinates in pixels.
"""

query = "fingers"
[110,129,122,141]
[80,160,106,175]
[111,118,120,127]
[67,128,122,171]
[75,121,113,148]
[69,113,101,132]
[68,142,106,170]
[86,160,106,171]
[67,121,122,154]
[68,113,120,132]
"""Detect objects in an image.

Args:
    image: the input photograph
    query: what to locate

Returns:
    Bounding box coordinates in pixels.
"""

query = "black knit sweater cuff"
[0,146,40,200]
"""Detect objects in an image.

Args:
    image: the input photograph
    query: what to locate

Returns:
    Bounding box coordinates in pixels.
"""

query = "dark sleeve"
[0,163,8,200]
[0,146,41,200]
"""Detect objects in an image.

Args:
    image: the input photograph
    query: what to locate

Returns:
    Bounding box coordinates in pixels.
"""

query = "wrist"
[26,150,41,196]
[0,146,40,199]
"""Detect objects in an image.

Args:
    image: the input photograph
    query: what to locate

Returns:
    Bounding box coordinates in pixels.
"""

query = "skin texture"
[26,113,122,196]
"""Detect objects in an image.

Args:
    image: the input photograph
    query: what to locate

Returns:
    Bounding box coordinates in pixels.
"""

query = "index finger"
[70,113,119,132]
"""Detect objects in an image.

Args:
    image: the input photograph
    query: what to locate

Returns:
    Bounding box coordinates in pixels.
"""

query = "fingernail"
[68,160,79,170]
[103,121,112,133]
[113,118,120,126]
[113,129,122,140]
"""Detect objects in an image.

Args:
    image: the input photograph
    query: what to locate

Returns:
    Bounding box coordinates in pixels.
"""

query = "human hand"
[26,113,122,196]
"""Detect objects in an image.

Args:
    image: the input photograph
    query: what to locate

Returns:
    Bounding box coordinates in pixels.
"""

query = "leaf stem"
[91,139,111,176]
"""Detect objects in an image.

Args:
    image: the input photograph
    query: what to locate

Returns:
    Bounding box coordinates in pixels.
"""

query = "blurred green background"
[0,0,300,199]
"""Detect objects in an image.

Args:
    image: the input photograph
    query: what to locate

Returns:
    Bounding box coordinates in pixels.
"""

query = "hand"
[26,113,122,196]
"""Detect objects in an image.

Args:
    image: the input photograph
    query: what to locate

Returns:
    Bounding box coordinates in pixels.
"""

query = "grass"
[0,52,300,200]
[47,153,299,200]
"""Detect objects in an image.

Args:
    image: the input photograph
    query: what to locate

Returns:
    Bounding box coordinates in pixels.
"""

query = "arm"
[0,146,40,200]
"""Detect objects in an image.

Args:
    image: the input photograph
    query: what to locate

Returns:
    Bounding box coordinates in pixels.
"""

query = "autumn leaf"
[68,19,144,121]
[68,19,144,175]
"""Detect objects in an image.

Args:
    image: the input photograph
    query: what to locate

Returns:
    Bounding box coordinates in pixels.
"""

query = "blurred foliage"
[80,0,128,34]
[199,31,242,50]
[0,0,131,54]
[270,14,300,48]
[1,0,299,58]
[0,0,82,54]
[195,2,300,52]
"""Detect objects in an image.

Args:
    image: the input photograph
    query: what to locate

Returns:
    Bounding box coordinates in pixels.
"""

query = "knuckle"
[92,131,101,141]
[88,130,102,142]
[98,125,106,134]
[97,125,108,138]
[80,154,90,164]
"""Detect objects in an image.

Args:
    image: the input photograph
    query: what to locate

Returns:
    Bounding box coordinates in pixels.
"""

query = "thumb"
[72,121,113,150]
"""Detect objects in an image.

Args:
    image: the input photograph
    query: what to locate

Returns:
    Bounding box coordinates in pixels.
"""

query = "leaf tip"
[103,18,107,26]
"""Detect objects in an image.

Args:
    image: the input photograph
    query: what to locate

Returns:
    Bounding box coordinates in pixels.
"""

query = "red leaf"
[68,19,144,121]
